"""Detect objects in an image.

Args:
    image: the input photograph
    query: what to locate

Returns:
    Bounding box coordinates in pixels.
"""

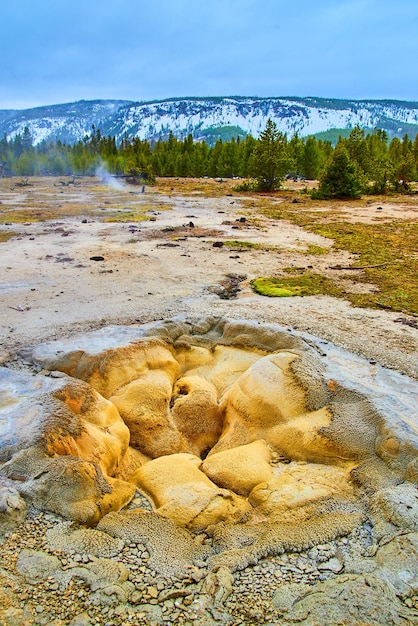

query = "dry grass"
[1,176,417,316]
[154,177,239,197]
[244,190,418,316]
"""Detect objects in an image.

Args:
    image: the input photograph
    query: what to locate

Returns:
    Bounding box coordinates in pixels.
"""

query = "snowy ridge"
[1,96,418,145]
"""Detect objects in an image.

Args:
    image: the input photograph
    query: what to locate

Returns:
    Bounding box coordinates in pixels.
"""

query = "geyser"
[0,317,417,570]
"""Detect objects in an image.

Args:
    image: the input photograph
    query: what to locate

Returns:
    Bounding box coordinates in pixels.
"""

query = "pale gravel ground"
[0,177,416,379]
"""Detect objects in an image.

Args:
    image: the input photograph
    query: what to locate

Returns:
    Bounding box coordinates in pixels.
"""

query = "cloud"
[1,0,417,108]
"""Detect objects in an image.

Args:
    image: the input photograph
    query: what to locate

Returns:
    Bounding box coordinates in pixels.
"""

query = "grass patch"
[155,177,238,197]
[304,244,330,255]
[0,208,65,222]
[102,203,171,222]
[223,240,273,250]
[104,212,150,223]
[0,231,17,242]
[311,220,418,315]
[251,273,344,298]
[243,193,418,316]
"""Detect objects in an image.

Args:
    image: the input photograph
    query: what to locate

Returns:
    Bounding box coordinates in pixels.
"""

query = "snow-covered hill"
[1,96,418,145]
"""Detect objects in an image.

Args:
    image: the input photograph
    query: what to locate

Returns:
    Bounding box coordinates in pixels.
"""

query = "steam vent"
[1,317,417,623]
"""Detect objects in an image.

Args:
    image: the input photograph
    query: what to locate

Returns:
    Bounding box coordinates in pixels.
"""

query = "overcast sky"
[1,0,417,110]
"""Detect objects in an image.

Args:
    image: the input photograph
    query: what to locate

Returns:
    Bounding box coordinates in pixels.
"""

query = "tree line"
[1,120,418,198]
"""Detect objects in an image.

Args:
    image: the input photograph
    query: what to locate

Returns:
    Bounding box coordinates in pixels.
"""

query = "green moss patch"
[251,274,344,298]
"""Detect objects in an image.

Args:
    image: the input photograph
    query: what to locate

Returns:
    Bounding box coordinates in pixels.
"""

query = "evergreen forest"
[1,120,418,198]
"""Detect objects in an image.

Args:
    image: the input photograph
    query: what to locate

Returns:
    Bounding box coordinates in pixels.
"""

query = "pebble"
[318,557,344,573]
[0,504,395,626]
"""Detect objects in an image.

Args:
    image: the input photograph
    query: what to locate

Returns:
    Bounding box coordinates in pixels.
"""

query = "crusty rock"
[178,344,264,397]
[203,566,234,606]
[110,370,189,458]
[46,522,125,558]
[202,439,273,496]
[113,445,150,481]
[171,375,223,457]
[131,453,251,530]
[97,509,210,577]
[374,532,418,597]
[34,336,181,399]
[210,508,364,572]
[0,485,26,535]
[248,462,354,513]
[211,353,355,464]
[0,367,134,524]
[4,452,134,525]
[370,482,418,538]
[8,315,417,540]
[0,368,130,476]
[272,574,416,625]
[16,549,61,583]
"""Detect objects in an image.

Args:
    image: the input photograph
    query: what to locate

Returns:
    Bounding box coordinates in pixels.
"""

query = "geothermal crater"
[1,317,417,573]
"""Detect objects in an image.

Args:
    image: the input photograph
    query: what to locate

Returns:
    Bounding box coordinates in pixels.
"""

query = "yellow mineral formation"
[130,453,251,530]
[51,379,130,476]
[248,463,354,515]
[184,345,265,396]
[109,369,189,458]
[6,316,415,536]
[171,375,223,457]
[202,440,273,496]
[68,338,181,398]
[212,353,355,464]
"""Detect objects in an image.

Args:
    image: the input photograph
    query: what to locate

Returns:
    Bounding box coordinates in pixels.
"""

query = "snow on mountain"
[1,96,418,145]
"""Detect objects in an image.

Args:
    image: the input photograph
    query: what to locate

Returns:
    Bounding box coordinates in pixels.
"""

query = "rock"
[16,549,61,583]
[374,532,418,597]
[7,452,134,525]
[203,566,234,606]
[3,316,416,544]
[49,556,133,606]
[147,586,159,599]
[0,367,134,524]
[171,375,222,458]
[210,352,357,464]
[406,458,418,483]
[202,440,273,496]
[114,445,150,481]
[370,482,418,538]
[97,509,210,577]
[317,556,344,573]
[131,453,251,530]
[46,522,125,558]
[248,463,353,514]
[135,603,162,623]
[0,485,26,535]
[272,574,417,625]
[68,613,92,626]
[110,369,189,458]
[130,590,143,605]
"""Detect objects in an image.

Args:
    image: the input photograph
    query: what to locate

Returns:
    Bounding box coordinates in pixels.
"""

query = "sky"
[1,0,417,110]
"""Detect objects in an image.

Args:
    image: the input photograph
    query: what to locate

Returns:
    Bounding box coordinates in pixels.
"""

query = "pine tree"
[315,144,363,199]
[302,136,322,180]
[250,119,290,191]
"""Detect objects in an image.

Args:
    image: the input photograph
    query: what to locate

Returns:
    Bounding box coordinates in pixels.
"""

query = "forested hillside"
[1,121,417,197]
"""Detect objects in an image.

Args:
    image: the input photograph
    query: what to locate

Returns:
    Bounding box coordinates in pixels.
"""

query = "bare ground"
[0,176,417,379]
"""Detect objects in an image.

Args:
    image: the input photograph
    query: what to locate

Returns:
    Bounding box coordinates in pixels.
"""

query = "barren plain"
[0,175,417,378]
[0,176,417,626]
